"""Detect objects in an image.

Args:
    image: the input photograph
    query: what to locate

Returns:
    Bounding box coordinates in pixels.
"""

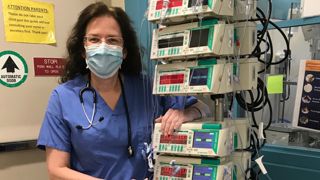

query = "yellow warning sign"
[2,0,56,44]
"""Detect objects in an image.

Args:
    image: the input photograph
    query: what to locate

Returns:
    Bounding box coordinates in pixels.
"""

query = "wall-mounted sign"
[34,57,65,76]
[293,60,320,132]
[0,51,28,88]
[2,0,56,44]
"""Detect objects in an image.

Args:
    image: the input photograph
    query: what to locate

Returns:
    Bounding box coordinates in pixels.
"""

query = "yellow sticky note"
[267,75,284,94]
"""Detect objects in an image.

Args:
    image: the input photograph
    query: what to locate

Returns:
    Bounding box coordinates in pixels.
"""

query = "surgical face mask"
[85,43,123,79]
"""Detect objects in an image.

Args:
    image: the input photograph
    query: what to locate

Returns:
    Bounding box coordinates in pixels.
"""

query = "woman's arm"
[46,147,102,180]
[155,100,211,135]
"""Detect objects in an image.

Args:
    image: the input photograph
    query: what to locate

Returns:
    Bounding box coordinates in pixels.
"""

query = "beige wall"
[0,0,126,179]
[98,0,124,8]
[110,0,125,8]
[99,0,111,6]
[0,150,47,180]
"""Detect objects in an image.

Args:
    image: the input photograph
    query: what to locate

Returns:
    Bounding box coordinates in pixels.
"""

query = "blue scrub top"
[37,74,196,179]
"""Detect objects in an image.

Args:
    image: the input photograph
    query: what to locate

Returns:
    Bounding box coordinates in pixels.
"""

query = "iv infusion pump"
[153,120,236,157]
[153,58,258,95]
[153,119,250,157]
[148,0,234,24]
[151,19,234,60]
[154,155,235,180]
[153,152,252,180]
[153,59,233,95]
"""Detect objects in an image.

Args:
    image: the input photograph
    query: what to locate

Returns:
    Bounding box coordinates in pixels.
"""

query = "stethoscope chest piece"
[128,145,134,157]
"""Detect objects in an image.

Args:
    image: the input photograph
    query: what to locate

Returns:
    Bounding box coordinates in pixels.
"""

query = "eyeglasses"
[84,35,123,46]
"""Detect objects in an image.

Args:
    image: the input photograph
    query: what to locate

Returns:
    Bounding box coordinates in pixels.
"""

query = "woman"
[37,2,207,179]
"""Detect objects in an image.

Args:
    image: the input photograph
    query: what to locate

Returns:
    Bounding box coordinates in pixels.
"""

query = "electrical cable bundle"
[233,0,294,178]
[250,7,291,74]
[236,78,272,129]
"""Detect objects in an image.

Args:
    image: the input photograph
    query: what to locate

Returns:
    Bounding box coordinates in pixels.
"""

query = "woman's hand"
[46,147,103,180]
[155,108,192,135]
[155,101,210,135]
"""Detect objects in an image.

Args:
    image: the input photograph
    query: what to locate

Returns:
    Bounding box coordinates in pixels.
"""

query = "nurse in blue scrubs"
[37,2,207,180]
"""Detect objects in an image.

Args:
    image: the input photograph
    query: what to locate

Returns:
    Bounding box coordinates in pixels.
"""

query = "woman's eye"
[89,38,100,43]
[107,37,123,46]
[109,38,117,44]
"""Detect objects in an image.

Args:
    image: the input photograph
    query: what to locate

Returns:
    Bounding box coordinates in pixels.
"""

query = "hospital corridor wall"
[0,0,120,179]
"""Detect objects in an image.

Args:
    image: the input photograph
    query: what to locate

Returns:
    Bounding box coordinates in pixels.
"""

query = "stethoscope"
[76,74,134,157]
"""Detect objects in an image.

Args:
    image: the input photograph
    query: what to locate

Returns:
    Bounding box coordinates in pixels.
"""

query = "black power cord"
[251,0,272,57]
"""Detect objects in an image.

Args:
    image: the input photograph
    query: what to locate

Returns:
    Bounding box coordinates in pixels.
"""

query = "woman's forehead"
[86,16,122,37]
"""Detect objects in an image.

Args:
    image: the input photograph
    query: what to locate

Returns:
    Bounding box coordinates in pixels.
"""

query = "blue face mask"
[85,43,123,79]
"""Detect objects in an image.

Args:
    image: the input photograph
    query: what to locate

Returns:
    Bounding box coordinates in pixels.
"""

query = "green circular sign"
[0,51,28,88]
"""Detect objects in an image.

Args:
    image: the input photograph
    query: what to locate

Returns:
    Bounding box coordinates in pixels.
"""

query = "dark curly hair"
[60,2,142,83]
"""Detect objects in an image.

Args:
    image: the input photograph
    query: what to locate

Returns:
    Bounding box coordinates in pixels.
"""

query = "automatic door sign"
[0,51,28,88]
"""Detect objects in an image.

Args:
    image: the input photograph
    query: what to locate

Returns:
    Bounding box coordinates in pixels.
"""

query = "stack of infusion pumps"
[148,0,258,179]
[152,120,251,180]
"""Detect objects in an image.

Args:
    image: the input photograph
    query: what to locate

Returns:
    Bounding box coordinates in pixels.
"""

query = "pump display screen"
[189,68,209,86]
[160,74,185,84]
[189,28,209,47]
[156,0,183,10]
[192,165,213,180]
[160,134,188,144]
[193,132,214,148]
[161,166,187,177]
[188,0,209,7]
[158,36,184,48]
